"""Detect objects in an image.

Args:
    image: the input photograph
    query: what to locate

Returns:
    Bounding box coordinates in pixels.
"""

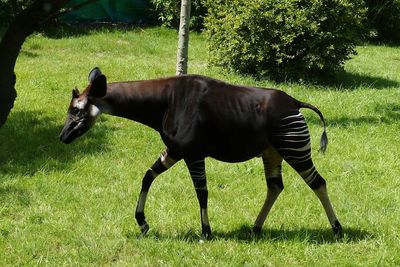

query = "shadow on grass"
[20,50,39,58]
[0,110,110,177]
[211,225,373,244]
[374,103,400,122]
[130,225,372,245]
[316,71,400,91]
[40,22,145,39]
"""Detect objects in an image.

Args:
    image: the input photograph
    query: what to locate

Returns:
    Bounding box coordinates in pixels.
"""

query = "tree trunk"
[0,0,69,127]
[0,12,33,126]
[176,0,191,75]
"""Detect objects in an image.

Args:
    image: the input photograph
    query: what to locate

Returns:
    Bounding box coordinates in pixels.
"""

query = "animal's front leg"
[185,159,211,240]
[135,149,178,235]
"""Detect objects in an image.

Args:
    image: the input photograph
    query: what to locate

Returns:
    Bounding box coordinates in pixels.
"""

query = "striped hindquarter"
[272,112,324,189]
[254,111,342,236]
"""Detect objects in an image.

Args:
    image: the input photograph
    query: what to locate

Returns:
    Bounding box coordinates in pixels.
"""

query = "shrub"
[205,0,366,80]
[150,0,207,31]
[365,0,400,43]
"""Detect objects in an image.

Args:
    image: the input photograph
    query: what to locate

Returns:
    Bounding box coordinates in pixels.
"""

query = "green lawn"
[1,27,399,266]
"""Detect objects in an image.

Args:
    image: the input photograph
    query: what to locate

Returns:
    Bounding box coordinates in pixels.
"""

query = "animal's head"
[59,67,107,144]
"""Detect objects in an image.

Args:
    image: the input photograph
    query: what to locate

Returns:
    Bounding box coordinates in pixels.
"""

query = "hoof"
[332,220,343,239]
[140,223,149,236]
[201,225,212,241]
[252,226,262,235]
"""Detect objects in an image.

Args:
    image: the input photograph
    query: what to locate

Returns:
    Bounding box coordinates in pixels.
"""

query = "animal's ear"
[89,75,107,98]
[88,67,102,83]
[72,88,80,98]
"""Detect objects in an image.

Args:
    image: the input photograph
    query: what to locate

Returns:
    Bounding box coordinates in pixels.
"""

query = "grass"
[1,26,400,266]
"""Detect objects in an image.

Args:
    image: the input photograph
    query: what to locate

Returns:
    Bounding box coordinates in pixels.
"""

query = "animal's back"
[162,75,299,162]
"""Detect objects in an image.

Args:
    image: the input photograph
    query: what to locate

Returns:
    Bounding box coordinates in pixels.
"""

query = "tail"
[296,100,328,153]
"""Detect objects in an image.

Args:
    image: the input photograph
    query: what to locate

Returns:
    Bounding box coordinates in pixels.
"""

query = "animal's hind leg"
[273,112,342,237]
[313,182,343,237]
[253,146,283,234]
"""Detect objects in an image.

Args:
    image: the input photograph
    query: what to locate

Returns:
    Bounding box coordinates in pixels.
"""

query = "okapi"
[60,67,342,239]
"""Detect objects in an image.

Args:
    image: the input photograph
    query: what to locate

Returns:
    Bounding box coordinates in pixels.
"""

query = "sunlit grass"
[0,26,399,266]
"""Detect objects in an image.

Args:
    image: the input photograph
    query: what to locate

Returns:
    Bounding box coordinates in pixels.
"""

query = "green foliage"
[150,0,207,31]
[365,0,400,43]
[205,0,366,80]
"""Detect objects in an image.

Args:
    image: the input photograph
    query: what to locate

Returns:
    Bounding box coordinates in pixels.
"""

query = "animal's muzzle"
[59,120,79,144]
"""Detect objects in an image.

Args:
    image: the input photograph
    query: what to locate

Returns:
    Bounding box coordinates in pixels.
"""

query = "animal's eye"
[70,107,80,116]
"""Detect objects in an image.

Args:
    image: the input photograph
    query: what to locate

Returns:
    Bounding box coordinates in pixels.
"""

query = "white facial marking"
[73,98,87,110]
[89,104,101,117]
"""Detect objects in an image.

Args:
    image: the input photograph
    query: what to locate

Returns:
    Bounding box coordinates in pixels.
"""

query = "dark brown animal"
[60,68,342,240]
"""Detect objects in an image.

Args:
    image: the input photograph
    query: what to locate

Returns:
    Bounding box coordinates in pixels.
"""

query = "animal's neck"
[95,78,172,131]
